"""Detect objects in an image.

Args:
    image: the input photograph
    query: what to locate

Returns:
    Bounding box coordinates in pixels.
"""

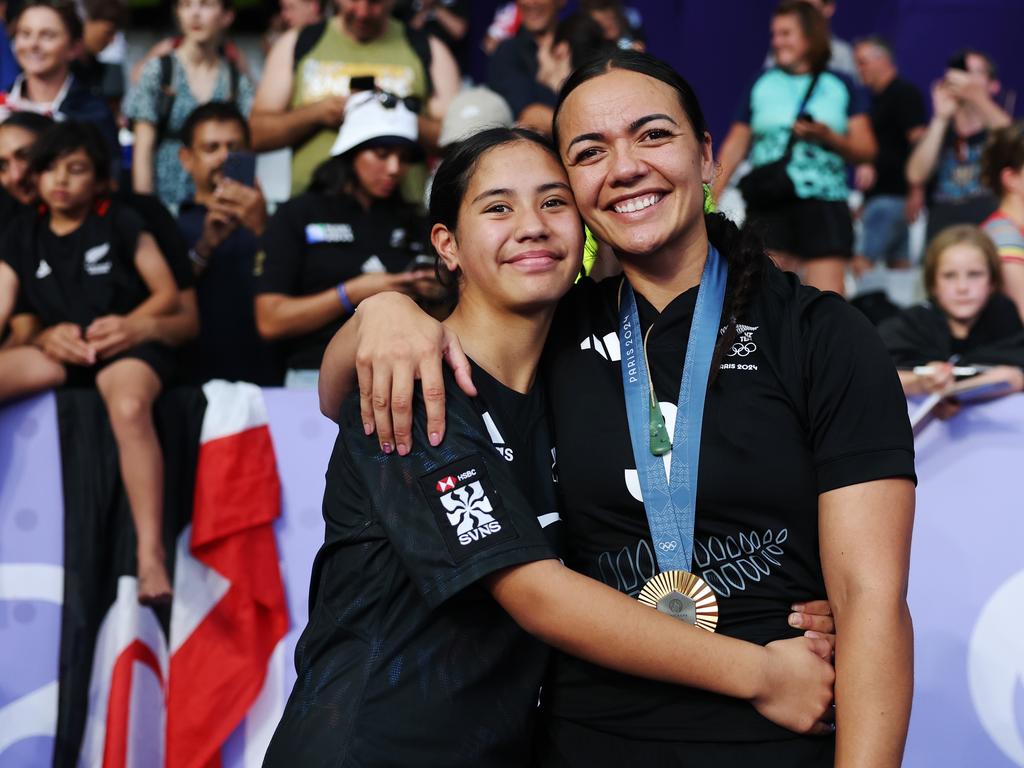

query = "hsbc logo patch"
[420,456,517,562]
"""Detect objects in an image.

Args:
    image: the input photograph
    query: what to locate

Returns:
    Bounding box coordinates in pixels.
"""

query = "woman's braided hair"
[552,49,769,385]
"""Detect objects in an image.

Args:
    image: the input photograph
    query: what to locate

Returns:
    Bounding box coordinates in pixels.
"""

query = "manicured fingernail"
[804,630,822,639]
[790,603,803,611]
[429,432,440,446]
[382,442,393,454]
[788,613,802,628]
[397,443,408,456]
[363,422,373,435]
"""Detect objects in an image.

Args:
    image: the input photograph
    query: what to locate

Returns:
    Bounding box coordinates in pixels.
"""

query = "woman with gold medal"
[320,51,915,767]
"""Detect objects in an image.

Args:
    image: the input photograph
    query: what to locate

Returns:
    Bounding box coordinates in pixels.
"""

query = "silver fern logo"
[694,528,788,598]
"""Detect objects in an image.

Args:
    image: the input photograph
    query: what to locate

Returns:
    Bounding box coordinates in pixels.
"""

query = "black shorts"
[62,342,177,389]
[745,198,854,260]
[533,716,835,768]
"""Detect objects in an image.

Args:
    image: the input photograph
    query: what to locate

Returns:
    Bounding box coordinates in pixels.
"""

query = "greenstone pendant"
[649,400,672,456]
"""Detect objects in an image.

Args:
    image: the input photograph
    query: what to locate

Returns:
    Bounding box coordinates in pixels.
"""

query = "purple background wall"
[2,390,1024,766]
[466,0,1024,143]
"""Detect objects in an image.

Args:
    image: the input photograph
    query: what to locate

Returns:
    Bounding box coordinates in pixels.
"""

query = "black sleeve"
[255,199,304,295]
[337,383,555,609]
[122,194,193,289]
[487,39,554,118]
[802,293,917,493]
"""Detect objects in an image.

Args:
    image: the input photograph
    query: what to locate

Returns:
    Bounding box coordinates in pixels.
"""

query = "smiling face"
[555,67,712,265]
[931,243,994,325]
[13,7,77,81]
[434,140,582,315]
[0,125,40,204]
[38,147,99,218]
[771,12,811,71]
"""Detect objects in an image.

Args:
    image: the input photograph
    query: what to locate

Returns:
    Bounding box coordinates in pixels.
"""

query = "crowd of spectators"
[0,0,1022,596]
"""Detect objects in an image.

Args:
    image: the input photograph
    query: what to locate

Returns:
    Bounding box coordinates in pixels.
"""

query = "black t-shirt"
[117,191,194,291]
[5,202,151,328]
[539,264,915,744]
[926,127,998,240]
[867,77,927,198]
[256,191,428,371]
[879,293,1024,368]
[488,29,557,118]
[265,362,561,768]
[178,200,283,386]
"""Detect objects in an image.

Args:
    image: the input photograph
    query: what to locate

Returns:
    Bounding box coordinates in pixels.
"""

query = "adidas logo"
[580,332,621,361]
[36,260,52,278]
[361,255,386,273]
[482,411,513,462]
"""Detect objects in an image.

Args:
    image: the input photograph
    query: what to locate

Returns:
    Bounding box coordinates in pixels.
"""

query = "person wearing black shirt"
[487,0,564,136]
[880,225,1024,404]
[177,101,282,385]
[852,37,927,271]
[269,127,837,768]
[0,123,185,604]
[325,52,916,767]
[254,90,438,387]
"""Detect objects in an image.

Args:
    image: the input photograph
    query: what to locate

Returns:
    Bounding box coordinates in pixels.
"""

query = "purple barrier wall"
[1,390,1023,766]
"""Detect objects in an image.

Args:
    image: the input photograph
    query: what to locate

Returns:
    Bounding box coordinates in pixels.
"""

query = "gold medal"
[638,570,719,632]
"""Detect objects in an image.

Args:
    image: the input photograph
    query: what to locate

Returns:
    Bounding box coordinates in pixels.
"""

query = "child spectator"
[177,101,283,385]
[78,0,128,109]
[0,0,118,155]
[124,0,254,211]
[254,90,437,387]
[0,122,194,603]
[880,225,1024,401]
[980,121,1024,320]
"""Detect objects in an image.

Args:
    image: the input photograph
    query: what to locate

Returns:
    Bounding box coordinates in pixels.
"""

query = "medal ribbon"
[618,245,727,572]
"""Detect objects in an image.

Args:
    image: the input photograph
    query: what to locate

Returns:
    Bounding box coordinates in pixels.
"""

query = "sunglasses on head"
[367,89,423,115]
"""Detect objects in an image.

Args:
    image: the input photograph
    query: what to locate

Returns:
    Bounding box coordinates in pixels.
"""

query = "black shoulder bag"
[738,70,822,210]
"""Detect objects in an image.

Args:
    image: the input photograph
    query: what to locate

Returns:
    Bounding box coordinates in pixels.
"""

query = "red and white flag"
[166,381,289,768]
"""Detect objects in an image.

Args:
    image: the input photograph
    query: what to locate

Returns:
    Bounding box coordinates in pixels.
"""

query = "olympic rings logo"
[659,541,679,551]
[729,342,757,357]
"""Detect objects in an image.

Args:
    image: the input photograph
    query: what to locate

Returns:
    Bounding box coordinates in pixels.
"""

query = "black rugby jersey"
[5,202,151,328]
[255,191,428,371]
[265,362,561,768]
[539,264,915,747]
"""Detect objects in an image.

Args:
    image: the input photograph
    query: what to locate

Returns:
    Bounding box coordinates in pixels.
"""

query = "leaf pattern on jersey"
[694,528,789,598]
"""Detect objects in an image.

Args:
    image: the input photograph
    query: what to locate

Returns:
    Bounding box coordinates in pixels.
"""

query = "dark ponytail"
[705,211,769,384]
[553,50,770,384]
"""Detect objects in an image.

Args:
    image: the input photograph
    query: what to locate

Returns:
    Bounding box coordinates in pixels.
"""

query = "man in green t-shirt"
[250,0,459,198]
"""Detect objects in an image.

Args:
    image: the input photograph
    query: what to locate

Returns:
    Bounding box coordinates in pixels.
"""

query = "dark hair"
[29,120,110,183]
[309,140,415,198]
[981,120,1024,196]
[554,12,615,70]
[0,111,54,136]
[429,126,563,286]
[180,100,250,148]
[176,0,233,10]
[552,49,769,382]
[83,0,127,24]
[854,34,894,60]
[10,0,83,40]
[773,0,831,73]
[948,48,998,80]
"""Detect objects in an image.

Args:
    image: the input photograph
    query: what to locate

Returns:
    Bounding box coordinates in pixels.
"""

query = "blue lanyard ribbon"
[618,245,728,572]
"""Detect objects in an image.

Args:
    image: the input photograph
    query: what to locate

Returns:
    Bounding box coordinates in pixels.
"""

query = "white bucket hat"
[439,87,514,148]
[329,90,423,159]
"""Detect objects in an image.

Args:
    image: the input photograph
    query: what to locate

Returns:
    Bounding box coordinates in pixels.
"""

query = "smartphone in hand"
[223,151,257,187]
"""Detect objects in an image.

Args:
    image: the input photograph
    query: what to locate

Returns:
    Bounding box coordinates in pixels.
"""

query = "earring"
[702,183,716,214]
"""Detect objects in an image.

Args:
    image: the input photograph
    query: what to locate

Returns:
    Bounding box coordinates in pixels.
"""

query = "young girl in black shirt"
[0,122,181,603]
[881,224,1024,399]
[323,51,916,767]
